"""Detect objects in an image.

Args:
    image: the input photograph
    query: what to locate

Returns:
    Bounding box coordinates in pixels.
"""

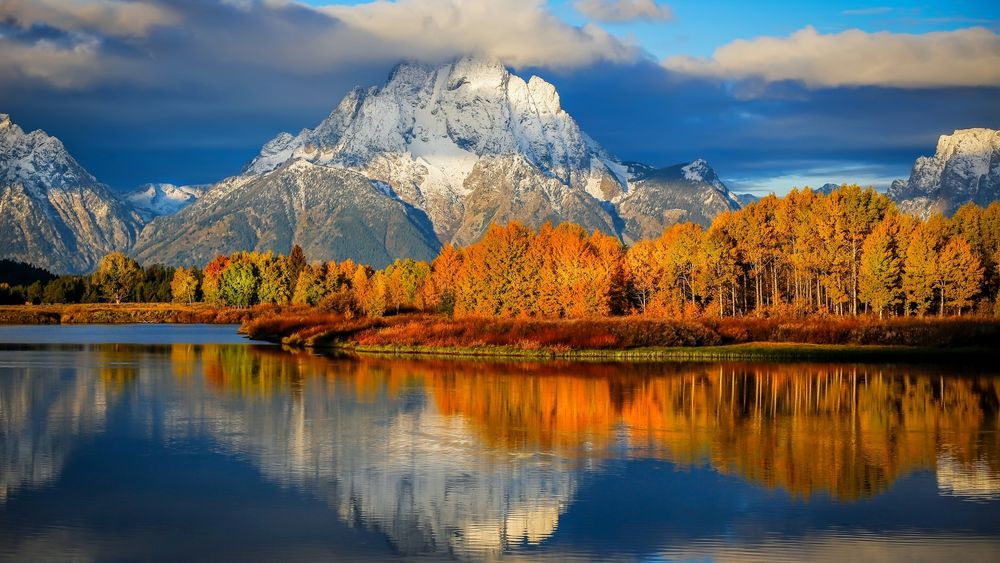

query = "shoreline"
[6,305,1000,363]
[294,341,1000,363]
[0,303,257,325]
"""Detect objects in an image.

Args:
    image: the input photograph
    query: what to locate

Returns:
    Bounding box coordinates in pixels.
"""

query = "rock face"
[138,57,740,266]
[617,160,741,242]
[125,183,207,221]
[889,128,1000,217]
[132,161,440,268]
[0,114,143,274]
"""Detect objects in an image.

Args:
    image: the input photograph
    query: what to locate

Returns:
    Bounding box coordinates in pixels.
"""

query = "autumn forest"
[177,185,1000,318]
[7,185,1000,321]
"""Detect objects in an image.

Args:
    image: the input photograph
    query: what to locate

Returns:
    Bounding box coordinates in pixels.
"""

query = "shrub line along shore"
[313,343,1000,362]
[4,304,999,362]
[0,303,255,325]
[240,312,1000,362]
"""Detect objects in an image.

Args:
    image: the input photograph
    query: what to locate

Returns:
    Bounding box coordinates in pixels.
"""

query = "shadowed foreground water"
[0,326,998,561]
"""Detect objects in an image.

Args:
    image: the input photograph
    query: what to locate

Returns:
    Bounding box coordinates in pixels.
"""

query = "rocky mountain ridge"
[0,114,143,274]
[136,57,742,266]
[889,128,1000,217]
[3,58,752,272]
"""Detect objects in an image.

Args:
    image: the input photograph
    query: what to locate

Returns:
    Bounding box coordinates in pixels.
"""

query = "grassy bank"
[335,342,999,362]
[241,312,1000,361]
[0,303,262,325]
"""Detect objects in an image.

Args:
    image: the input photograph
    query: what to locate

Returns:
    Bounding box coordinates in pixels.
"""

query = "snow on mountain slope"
[889,128,1000,217]
[241,57,632,242]
[0,114,143,274]
[236,58,736,241]
[125,183,208,220]
[138,57,743,266]
[618,160,741,242]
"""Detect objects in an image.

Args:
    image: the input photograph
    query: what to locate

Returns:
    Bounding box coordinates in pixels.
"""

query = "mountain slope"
[138,57,742,266]
[243,57,630,242]
[132,160,440,268]
[889,128,1000,217]
[0,114,143,274]
[617,160,741,242]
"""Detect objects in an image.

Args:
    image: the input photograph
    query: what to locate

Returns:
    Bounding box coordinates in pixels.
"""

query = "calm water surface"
[0,325,998,561]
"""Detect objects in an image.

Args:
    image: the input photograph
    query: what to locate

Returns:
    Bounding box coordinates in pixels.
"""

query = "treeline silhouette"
[6,185,1000,317]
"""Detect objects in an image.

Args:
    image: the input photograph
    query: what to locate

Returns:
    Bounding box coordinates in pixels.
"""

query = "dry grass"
[242,311,1000,352]
[0,303,269,325]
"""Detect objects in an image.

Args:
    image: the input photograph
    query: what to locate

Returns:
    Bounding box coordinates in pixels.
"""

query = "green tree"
[42,276,85,304]
[132,264,174,302]
[92,252,143,304]
[220,258,259,307]
[292,264,327,305]
[257,255,291,305]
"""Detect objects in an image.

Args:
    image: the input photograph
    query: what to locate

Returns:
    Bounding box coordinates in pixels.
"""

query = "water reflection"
[1,342,999,560]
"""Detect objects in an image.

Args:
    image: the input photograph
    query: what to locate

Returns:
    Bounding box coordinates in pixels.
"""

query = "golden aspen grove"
[171,185,1000,321]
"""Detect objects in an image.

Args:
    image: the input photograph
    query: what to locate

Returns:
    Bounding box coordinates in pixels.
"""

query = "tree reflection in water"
[1,343,998,559]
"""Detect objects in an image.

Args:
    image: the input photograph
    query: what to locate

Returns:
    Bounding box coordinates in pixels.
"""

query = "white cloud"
[320,0,642,68]
[573,0,672,23]
[662,26,1000,89]
[0,0,180,38]
[0,0,645,91]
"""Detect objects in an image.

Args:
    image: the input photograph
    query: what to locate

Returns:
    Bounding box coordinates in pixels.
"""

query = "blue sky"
[0,0,997,194]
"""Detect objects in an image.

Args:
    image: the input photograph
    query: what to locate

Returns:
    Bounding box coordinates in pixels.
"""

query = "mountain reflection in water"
[1,342,999,561]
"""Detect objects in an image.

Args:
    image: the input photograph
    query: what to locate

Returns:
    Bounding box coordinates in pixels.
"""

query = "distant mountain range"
[1,58,996,273]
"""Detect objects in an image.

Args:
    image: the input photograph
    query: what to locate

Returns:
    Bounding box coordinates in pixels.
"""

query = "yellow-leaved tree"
[92,252,143,304]
[938,235,984,316]
[170,267,199,304]
[858,217,902,317]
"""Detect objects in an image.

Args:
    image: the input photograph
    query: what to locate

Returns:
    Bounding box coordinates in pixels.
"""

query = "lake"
[0,325,998,561]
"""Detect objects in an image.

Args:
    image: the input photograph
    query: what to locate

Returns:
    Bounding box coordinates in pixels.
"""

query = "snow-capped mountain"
[125,183,207,220]
[138,57,741,265]
[889,128,1000,217]
[0,114,143,274]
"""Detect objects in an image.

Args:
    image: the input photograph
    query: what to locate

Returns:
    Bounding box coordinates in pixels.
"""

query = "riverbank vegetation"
[190,188,998,319]
[241,313,1000,358]
[0,303,257,325]
[5,186,1000,352]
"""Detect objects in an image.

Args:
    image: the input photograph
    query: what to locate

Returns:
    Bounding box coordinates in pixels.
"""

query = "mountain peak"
[0,114,143,273]
[890,127,1000,216]
[0,113,97,191]
[148,57,742,266]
